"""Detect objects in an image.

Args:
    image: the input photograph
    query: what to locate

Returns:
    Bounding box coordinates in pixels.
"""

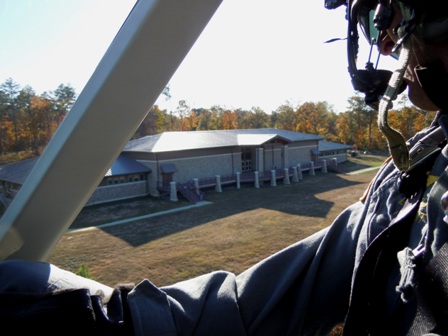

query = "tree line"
[0,78,436,160]
[0,78,76,157]
[134,92,436,152]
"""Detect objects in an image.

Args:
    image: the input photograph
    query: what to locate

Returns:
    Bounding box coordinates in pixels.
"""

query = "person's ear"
[378,32,396,56]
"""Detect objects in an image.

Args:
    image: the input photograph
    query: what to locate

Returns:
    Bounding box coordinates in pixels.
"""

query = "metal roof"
[124,128,324,153]
[160,163,177,173]
[319,141,354,151]
[104,154,151,176]
[0,158,39,185]
[0,154,150,185]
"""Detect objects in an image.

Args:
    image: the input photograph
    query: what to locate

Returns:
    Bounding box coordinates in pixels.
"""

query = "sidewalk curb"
[347,166,380,175]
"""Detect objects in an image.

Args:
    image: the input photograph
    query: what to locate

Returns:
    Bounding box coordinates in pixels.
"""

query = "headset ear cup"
[397,0,438,9]
[420,14,448,43]
[398,0,448,43]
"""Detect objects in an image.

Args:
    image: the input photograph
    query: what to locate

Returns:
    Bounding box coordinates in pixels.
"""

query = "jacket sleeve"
[126,201,366,336]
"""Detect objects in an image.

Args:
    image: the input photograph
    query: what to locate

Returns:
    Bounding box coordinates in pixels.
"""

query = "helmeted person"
[1,0,448,335]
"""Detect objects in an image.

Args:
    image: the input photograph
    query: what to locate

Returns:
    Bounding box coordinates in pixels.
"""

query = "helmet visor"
[352,0,399,58]
[359,7,379,45]
[352,0,379,44]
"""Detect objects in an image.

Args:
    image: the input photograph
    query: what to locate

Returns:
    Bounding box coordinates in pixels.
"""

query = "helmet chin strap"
[377,4,414,173]
[377,38,411,172]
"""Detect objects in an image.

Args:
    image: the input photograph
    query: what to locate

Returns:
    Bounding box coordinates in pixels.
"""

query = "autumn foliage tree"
[272,104,297,131]
[182,109,199,131]
[221,110,238,130]
[133,105,170,138]
[0,78,75,157]
[1,77,437,162]
[296,101,332,136]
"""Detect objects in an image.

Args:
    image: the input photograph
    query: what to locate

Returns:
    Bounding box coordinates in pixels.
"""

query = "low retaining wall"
[86,181,147,206]
[166,160,334,202]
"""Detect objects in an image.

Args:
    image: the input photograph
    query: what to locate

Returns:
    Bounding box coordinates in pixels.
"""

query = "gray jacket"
[1,119,447,335]
[120,120,448,335]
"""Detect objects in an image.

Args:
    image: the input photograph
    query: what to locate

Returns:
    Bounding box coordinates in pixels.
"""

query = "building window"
[102,174,147,186]
[241,148,253,172]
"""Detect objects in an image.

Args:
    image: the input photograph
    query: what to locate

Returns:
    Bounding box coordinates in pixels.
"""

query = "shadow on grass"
[99,172,367,247]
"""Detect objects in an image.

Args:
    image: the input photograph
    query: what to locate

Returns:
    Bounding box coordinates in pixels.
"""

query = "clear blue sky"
[0,0,399,113]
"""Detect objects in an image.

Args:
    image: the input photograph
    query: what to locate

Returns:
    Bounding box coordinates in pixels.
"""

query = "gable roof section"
[0,157,39,185]
[124,128,324,153]
[104,154,151,176]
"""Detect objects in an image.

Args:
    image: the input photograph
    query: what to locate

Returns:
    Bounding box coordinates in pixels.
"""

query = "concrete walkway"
[347,166,381,175]
[69,201,212,233]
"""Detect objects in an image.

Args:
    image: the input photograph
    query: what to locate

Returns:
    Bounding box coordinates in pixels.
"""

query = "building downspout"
[156,153,160,190]
[231,148,234,175]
